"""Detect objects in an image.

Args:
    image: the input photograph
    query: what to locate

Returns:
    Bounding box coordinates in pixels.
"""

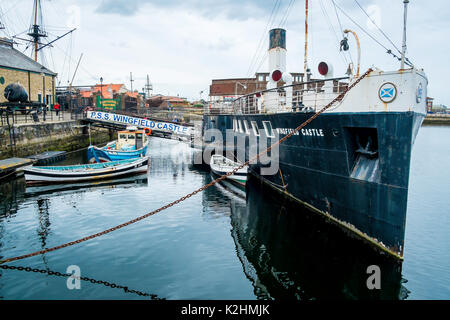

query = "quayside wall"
[0,121,111,160]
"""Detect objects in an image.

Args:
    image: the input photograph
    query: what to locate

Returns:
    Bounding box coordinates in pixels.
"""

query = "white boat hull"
[210,155,248,185]
[24,157,149,184]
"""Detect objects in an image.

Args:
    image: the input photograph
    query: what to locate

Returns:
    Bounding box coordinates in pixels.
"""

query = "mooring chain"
[0,264,162,299]
[0,69,373,265]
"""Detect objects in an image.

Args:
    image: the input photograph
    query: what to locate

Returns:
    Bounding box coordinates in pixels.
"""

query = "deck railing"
[205,77,349,115]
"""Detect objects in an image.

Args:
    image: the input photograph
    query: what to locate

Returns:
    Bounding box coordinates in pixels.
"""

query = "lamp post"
[235,81,247,98]
[41,72,47,121]
[100,77,103,109]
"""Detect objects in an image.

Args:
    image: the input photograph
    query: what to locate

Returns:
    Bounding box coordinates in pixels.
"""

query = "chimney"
[267,28,286,89]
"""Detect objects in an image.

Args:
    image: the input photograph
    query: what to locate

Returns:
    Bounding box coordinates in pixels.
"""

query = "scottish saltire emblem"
[378,82,397,103]
[416,83,423,103]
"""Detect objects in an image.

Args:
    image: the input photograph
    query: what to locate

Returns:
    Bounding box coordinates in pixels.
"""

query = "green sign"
[97,96,121,110]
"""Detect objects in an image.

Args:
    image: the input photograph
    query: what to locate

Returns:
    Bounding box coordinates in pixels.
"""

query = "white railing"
[205,78,349,115]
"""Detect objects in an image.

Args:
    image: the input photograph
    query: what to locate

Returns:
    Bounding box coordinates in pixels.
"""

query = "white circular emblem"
[378,82,397,103]
[416,83,423,103]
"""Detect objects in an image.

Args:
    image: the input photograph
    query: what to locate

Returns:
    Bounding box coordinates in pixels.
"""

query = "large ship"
[202,1,427,259]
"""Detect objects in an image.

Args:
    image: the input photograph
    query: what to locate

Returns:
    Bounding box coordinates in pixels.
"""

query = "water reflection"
[0,137,416,299]
[0,178,26,219]
[0,264,163,299]
[23,174,148,198]
[0,174,148,257]
[226,176,409,300]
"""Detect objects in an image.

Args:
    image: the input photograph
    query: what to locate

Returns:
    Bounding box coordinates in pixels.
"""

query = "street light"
[235,81,247,98]
[100,77,103,109]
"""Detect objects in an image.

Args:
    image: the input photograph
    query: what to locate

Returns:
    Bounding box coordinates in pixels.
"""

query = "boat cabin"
[117,129,148,150]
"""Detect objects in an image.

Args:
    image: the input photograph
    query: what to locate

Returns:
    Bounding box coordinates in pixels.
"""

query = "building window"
[263,121,275,138]
[243,120,250,134]
[251,121,260,136]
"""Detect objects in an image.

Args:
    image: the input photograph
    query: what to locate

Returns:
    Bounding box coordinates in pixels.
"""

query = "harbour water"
[0,126,449,300]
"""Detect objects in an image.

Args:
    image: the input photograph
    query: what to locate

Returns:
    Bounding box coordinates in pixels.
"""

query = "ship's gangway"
[83,110,194,139]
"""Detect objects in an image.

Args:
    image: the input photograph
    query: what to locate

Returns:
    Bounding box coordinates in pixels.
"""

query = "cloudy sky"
[1,0,449,104]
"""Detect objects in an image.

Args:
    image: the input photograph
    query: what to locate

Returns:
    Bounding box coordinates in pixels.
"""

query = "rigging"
[333,1,413,67]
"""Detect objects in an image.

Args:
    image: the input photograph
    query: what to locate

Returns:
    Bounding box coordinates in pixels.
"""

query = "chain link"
[0,264,162,299]
[0,69,373,265]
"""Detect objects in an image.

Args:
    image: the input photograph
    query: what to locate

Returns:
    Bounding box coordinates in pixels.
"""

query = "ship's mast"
[303,0,309,80]
[28,0,47,62]
[400,0,409,69]
[145,75,152,98]
[23,0,74,64]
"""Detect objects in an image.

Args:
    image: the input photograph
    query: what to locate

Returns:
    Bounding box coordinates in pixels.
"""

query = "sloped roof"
[79,90,92,98]
[0,38,57,76]
[126,91,140,98]
[92,83,126,99]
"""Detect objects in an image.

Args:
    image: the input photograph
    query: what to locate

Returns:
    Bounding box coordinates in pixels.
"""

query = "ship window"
[233,119,238,132]
[251,121,260,136]
[243,120,250,134]
[128,134,135,139]
[263,121,275,138]
[238,120,244,133]
[119,134,127,139]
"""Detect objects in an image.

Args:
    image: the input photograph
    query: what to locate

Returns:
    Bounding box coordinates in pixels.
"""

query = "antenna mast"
[130,72,134,92]
[400,0,409,69]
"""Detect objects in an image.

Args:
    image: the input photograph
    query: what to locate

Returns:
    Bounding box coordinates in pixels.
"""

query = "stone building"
[0,37,57,105]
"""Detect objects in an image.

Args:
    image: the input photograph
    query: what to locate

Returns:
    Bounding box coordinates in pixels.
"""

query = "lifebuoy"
[144,127,152,136]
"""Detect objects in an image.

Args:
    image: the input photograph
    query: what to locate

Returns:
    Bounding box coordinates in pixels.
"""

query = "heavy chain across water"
[0,69,373,265]
[0,264,162,299]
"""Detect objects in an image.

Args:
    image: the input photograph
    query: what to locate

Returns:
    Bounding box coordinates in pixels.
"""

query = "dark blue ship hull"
[203,111,424,258]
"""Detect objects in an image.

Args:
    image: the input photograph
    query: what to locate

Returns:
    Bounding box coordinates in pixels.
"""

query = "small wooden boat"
[87,127,149,163]
[23,157,149,185]
[210,155,247,186]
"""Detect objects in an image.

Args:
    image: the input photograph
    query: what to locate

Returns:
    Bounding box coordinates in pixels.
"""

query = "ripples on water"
[0,127,448,300]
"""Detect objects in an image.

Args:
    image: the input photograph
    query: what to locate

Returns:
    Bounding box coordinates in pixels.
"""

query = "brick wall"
[0,67,55,104]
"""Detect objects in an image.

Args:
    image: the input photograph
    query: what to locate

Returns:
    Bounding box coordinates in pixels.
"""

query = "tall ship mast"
[28,0,47,62]
[203,0,427,260]
[8,0,76,64]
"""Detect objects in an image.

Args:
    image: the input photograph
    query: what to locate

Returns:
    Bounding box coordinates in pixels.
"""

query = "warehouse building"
[0,37,57,105]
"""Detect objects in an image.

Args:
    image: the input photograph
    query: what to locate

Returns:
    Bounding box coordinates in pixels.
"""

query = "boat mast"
[28,0,47,62]
[33,0,37,61]
[304,0,309,80]
[400,0,409,69]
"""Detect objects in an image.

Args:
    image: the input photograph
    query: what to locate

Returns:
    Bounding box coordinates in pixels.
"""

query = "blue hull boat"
[88,127,149,163]
[87,143,148,162]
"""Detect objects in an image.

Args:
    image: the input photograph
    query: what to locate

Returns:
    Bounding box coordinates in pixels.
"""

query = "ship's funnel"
[268,28,286,82]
